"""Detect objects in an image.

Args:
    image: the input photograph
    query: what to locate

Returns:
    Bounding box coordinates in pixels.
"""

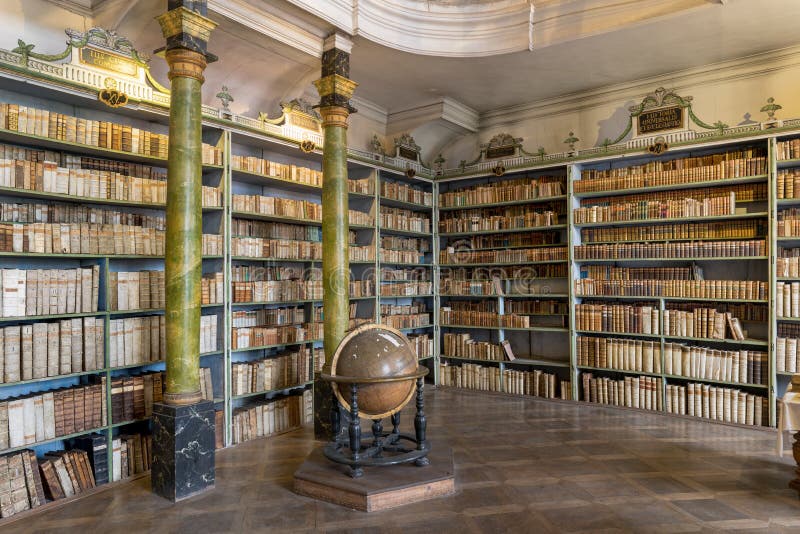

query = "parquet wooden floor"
[8,388,800,533]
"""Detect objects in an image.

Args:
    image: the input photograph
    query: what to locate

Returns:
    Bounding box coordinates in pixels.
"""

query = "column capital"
[155,2,218,62]
[314,74,358,111]
[164,48,208,83]
[317,105,351,129]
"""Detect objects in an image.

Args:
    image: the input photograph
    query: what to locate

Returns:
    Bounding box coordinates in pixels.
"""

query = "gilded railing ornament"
[299,139,316,153]
[98,77,129,108]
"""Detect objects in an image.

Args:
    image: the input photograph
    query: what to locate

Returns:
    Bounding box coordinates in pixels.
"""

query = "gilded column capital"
[318,105,351,129]
[314,74,358,111]
[155,3,218,63]
[164,48,208,83]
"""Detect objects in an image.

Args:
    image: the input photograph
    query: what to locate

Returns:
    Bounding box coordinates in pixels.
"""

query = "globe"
[331,324,419,419]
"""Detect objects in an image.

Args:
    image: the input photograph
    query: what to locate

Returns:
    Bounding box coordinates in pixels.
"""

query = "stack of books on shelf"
[380,303,431,329]
[380,235,428,264]
[451,231,561,250]
[348,177,374,195]
[0,317,104,381]
[233,279,323,303]
[662,307,749,340]
[575,303,660,334]
[231,220,321,241]
[439,361,568,399]
[776,209,800,237]
[580,219,766,244]
[111,432,152,482]
[439,206,561,233]
[407,333,433,359]
[231,390,312,445]
[232,195,322,220]
[663,343,766,385]
[110,373,164,423]
[379,207,430,233]
[443,333,505,361]
[380,281,431,296]
[439,245,567,265]
[349,243,375,262]
[574,148,766,192]
[231,155,322,186]
[440,306,530,329]
[0,379,106,450]
[108,314,218,366]
[231,347,311,396]
[231,313,322,350]
[665,383,765,426]
[777,324,800,373]
[0,449,46,517]
[777,169,800,199]
[574,239,766,260]
[577,336,662,372]
[38,448,97,503]
[439,175,564,208]
[381,181,432,206]
[777,139,800,161]
[0,266,98,316]
[574,192,739,224]
[582,373,663,411]
[777,248,800,276]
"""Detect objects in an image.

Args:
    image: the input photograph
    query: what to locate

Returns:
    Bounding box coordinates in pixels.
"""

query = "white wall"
[0,0,89,53]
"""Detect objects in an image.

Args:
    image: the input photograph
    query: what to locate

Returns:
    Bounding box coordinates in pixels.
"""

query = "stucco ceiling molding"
[208,0,324,58]
[354,0,533,57]
[285,0,355,34]
[387,97,479,135]
[480,44,800,129]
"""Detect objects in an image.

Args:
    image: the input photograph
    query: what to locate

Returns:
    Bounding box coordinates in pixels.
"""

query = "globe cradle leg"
[320,324,432,477]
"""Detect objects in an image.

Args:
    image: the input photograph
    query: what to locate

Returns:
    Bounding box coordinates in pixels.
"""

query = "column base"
[151,400,216,502]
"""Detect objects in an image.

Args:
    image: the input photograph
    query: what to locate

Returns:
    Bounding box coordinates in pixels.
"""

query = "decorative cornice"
[323,33,353,54]
[480,43,800,129]
[387,97,478,136]
[208,0,324,58]
[350,96,388,126]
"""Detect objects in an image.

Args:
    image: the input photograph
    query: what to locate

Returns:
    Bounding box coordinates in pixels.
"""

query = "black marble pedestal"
[151,400,216,502]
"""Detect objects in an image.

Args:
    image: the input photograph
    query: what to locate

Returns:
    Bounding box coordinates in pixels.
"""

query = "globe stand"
[322,372,431,478]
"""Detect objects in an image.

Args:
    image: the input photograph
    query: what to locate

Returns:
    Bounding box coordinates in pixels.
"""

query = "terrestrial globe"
[330,324,418,419]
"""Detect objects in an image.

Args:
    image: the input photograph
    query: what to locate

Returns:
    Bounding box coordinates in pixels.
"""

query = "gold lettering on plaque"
[638,106,684,134]
[291,115,321,133]
[80,47,138,77]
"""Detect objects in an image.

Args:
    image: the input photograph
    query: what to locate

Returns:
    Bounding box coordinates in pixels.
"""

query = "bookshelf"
[437,169,573,400]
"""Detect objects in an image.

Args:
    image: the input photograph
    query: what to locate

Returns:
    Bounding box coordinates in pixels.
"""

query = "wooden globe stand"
[321,368,430,478]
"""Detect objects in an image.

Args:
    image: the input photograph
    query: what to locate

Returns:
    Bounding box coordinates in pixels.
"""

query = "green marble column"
[164,66,204,404]
[313,41,358,439]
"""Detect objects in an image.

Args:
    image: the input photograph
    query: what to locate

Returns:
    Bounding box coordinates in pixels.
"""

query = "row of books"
[573,194,737,224]
[110,373,163,424]
[663,343,767,385]
[231,391,312,445]
[231,219,321,241]
[232,195,322,221]
[439,209,560,233]
[0,448,95,517]
[407,333,434,359]
[0,317,104,383]
[109,271,222,311]
[442,333,507,361]
[665,382,765,426]
[439,362,568,399]
[0,379,106,451]
[381,267,431,281]
[505,299,569,316]
[580,264,693,281]
[777,248,800,277]
[0,222,175,256]
[233,280,323,303]
[439,176,564,208]
[574,239,766,260]
[776,336,800,373]
[231,237,322,260]
[575,279,767,300]
[231,323,322,350]
[582,373,663,411]
[575,304,661,335]
[577,336,661,373]
[777,209,800,236]
[112,432,152,482]
[0,103,222,165]
[451,231,561,251]
[580,219,765,244]
[231,155,322,186]
[0,266,98,317]
[381,311,431,329]
[379,207,431,234]
[440,279,499,296]
[380,248,425,264]
[0,158,221,207]
[351,245,376,262]
[575,149,766,192]
[230,264,306,282]
[381,302,429,316]
[231,307,306,328]
[349,177,374,195]
[777,169,800,199]
[0,202,165,228]
[666,301,767,323]
[380,281,431,296]
[108,314,218,367]
[231,348,311,396]
[777,139,800,161]
[381,235,430,253]
[349,210,373,226]
[439,245,568,265]
[381,181,433,206]
[440,308,530,329]
[662,308,748,341]
[578,183,766,208]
